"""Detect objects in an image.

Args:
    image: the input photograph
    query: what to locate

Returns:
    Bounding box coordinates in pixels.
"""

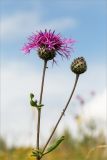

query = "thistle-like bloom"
[22,29,75,61]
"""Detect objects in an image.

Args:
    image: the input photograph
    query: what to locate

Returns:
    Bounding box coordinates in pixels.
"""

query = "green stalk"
[36,60,47,160]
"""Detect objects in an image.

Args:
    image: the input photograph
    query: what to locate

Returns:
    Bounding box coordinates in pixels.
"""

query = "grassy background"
[0,121,107,160]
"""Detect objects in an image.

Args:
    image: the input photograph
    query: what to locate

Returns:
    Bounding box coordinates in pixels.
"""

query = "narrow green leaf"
[43,136,64,155]
[31,149,43,158]
[38,104,44,109]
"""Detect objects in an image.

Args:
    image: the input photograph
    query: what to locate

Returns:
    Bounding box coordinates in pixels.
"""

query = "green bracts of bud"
[38,47,56,61]
[71,57,87,74]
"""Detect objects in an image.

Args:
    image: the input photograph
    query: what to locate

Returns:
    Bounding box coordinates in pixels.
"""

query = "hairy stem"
[41,74,79,155]
[37,60,47,160]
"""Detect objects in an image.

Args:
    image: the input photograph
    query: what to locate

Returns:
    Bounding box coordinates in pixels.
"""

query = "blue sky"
[1,0,107,63]
[0,0,107,146]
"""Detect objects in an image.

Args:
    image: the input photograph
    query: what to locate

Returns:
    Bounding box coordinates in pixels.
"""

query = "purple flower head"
[22,29,75,61]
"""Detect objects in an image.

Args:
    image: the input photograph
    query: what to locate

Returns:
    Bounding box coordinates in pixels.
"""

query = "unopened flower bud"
[71,57,87,74]
[30,93,34,99]
[38,47,56,61]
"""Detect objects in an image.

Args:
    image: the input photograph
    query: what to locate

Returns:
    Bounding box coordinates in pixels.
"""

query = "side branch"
[41,74,79,155]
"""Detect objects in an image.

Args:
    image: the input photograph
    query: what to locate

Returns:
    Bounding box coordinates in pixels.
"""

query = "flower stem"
[37,60,47,160]
[41,74,79,156]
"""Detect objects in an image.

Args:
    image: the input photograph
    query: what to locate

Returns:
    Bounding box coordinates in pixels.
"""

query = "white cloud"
[1,12,41,40]
[82,91,107,136]
[83,91,106,121]
[0,61,73,146]
[1,11,77,41]
[0,60,106,146]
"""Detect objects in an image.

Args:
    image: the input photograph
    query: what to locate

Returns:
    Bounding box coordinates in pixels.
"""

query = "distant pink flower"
[22,29,75,60]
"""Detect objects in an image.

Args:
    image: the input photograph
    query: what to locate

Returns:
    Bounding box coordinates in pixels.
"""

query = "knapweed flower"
[22,29,75,61]
[71,57,87,74]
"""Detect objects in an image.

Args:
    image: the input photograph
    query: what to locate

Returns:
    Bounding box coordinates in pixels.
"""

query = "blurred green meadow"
[0,120,107,160]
